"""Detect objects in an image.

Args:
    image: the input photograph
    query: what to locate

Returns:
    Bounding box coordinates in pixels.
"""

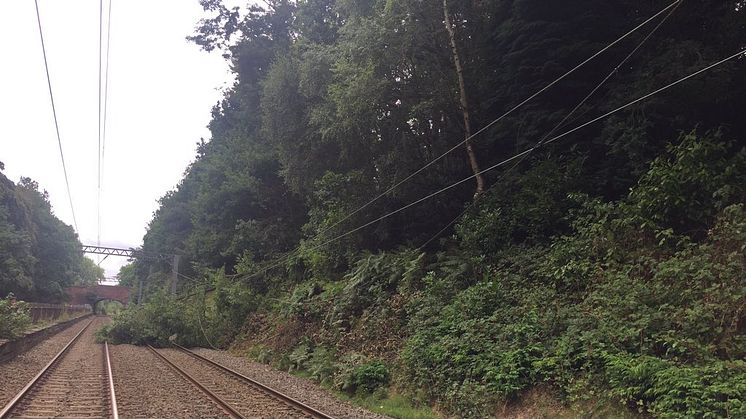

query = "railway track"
[148,344,335,419]
[0,317,118,419]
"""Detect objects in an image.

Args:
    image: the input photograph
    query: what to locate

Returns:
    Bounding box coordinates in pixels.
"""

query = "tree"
[0,170,87,301]
[75,257,105,286]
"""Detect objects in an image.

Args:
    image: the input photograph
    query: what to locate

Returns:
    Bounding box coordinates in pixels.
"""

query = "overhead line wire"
[97,0,103,249]
[237,47,745,282]
[34,0,79,232]
[308,0,682,242]
[99,0,112,253]
[418,0,682,249]
[101,0,112,192]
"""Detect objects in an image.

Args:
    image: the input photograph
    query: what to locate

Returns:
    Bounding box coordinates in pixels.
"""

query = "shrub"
[335,355,390,394]
[0,296,31,339]
[604,353,746,418]
[350,360,390,393]
[98,292,210,347]
[307,345,338,384]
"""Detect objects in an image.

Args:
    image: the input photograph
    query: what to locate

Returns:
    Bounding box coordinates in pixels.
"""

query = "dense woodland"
[106,0,746,417]
[0,164,103,301]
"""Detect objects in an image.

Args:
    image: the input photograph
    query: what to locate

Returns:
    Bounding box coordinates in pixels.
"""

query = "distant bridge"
[81,245,183,302]
[66,285,130,306]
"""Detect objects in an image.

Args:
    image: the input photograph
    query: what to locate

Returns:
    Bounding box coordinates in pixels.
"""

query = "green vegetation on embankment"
[0,296,31,340]
[102,1,746,417]
[0,166,104,302]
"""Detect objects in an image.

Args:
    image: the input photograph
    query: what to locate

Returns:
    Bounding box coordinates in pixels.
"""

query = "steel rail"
[172,343,335,419]
[0,319,94,418]
[104,341,119,419]
[146,345,244,419]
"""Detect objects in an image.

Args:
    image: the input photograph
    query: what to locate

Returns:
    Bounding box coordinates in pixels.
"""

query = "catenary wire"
[101,0,112,195]
[99,0,112,252]
[97,0,103,249]
[236,47,746,282]
[418,0,682,249]
[34,0,79,232]
[308,0,682,242]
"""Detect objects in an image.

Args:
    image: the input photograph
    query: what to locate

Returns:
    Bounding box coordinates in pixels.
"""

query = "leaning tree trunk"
[443,0,484,199]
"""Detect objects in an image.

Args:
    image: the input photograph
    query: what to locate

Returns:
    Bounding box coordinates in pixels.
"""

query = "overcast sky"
[0,1,242,279]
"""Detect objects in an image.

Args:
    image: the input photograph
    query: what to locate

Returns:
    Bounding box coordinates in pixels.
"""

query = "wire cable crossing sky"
[34,0,79,233]
[1,1,235,277]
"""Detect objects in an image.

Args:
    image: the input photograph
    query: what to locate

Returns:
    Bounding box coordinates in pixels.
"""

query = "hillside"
[103,1,746,417]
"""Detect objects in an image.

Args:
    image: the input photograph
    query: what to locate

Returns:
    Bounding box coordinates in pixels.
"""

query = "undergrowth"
[0,296,31,340]
[104,131,746,417]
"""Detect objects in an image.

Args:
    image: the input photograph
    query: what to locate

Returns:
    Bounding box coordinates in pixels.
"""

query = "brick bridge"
[66,285,130,306]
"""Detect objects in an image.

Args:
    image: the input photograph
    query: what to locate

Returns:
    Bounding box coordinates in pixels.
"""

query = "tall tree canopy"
[0,168,98,301]
[134,0,745,285]
[110,2,746,415]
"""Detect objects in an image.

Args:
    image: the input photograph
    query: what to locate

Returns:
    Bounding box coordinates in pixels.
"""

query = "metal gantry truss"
[81,245,172,260]
[82,245,182,303]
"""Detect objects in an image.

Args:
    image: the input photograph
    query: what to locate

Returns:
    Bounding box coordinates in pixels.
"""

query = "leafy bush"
[335,355,390,394]
[604,353,746,418]
[0,296,31,339]
[98,291,211,347]
[307,345,339,384]
[349,360,390,393]
[401,134,746,417]
[457,157,584,255]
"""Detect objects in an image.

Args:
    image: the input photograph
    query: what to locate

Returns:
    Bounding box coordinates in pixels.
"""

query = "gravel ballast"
[192,348,389,419]
[158,348,310,417]
[109,344,229,418]
[0,316,91,406]
[8,316,110,417]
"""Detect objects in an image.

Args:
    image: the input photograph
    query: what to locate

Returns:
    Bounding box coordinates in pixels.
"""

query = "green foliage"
[0,296,31,340]
[75,257,105,286]
[278,341,390,395]
[347,360,390,393]
[604,354,746,418]
[627,131,746,235]
[115,0,746,416]
[457,157,584,255]
[306,345,339,384]
[99,292,209,347]
[344,392,438,419]
[401,135,746,416]
[0,171,88,302]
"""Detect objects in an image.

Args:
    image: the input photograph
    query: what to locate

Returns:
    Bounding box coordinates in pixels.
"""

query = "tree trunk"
[443,0,484,199]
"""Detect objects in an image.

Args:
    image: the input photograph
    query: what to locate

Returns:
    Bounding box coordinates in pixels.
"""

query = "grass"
[287,369,439,418]
[346,393,439,419]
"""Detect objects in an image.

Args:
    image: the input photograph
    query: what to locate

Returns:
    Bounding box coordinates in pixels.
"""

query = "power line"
[34,0,79,232]
[98,0,112,251]
[418,0,683,249]
[237,47,746,282]
[101,0,112,196]
[97,0,103,248]
[307,0,682,242]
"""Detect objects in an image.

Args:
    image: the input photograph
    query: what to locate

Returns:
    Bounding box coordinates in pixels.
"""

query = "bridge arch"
[66,285,130,307]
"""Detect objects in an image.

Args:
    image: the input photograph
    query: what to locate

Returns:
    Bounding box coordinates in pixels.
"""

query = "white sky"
[0,1,242,279]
